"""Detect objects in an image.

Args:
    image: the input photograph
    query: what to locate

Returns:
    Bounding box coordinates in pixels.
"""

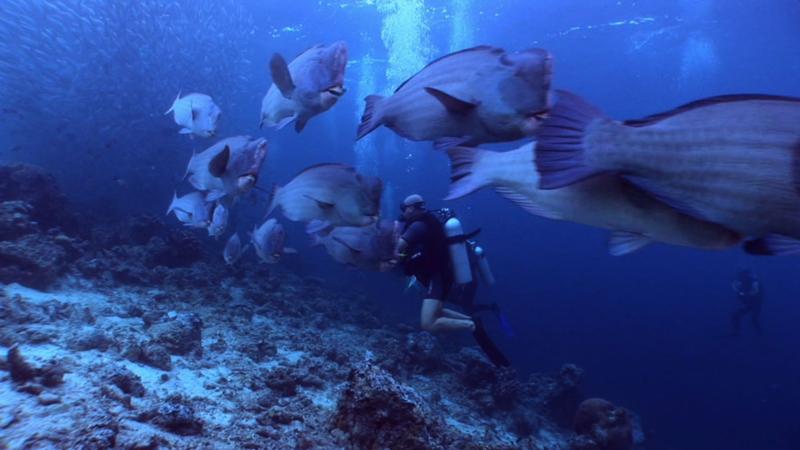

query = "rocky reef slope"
[0,163,644,449]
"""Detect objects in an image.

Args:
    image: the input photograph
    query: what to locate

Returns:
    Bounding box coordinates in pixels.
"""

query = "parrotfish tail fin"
[444,146,491,200]
[608,231,653,256]
[270,53,295,99]
[166,192,178,215]
[264,184,281,219]
[744,235,800,256]
[433,137,473,151]
[164,90,181,115]
[356,95,384,140]
[535,89,609,190]
[305,219,332,236]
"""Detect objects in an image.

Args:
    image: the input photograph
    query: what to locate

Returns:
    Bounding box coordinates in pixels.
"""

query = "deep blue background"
[2,1,799,448]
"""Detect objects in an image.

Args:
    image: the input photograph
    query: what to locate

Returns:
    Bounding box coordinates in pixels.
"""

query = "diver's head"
[400,194,425,220]
[737,268,756,282]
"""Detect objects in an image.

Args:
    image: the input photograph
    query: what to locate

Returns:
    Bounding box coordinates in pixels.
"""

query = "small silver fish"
[534,90,800,255]
[267,163,381,227]
[164,92,221,138]
[224,233,247,265]
[167,191,211,228]
[445,143,741,255]
[356,45,552,148]
[251,218,295,264]
[207,202,229,238]
[259,41,348,133]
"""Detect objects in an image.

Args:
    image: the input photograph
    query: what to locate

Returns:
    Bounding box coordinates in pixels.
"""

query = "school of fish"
[1,0,792,264]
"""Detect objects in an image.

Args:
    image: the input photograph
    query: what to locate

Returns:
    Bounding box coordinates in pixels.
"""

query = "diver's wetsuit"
[400,210,453,300]
[400,212,510,367]
[732,280,763,336]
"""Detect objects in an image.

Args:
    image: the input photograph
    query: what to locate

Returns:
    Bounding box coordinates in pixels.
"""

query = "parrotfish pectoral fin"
[744,235,800,256]
[206,190,226,202]
[534,90,609,190]
[608,231,653,256]
[270,53,296,99]
[294,114,310,133]
[356,95,385,140]
[274,114,296,130]
[434,137,472,151]
[305,219,332,235]
[424,87,477,114]
[303,194,334,209]
[208,145,230,178]
[179,128,193,134]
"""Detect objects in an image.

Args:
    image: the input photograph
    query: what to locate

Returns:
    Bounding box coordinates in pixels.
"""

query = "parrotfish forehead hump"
[301,41,348,93]
[499,48,553,115]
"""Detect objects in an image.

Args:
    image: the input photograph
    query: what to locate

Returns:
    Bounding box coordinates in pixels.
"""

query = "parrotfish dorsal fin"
[624,94,800,127]
[424,87,477,114]
[270,53,295,99]
[208,145,230,178]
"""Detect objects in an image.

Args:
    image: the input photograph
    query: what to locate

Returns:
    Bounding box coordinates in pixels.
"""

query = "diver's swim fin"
[472,318,510,367]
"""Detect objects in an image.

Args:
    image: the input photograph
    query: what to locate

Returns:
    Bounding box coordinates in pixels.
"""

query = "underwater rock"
[142,397,203,436]
[38,360,65,387]
[573,398,634,450]
[0,163,77,234]
[529,363,585,427]
[0,233,69,289]
[7,345,36,383]
[332,360,442,449]
[105,365,146,397]
[70,328,114,352]
[0,200,37,239]
[124,340,172,371]
[149,313,203,356]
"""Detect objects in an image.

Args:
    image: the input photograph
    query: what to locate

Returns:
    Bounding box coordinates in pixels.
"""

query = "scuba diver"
[730,269,763,336]
[393,194,511,366]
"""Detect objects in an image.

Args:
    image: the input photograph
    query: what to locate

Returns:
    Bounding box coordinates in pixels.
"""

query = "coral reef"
[570,398,637,450]
[0,164,646,449]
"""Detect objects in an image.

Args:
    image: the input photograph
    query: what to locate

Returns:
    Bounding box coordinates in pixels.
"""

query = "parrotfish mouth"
[326,85,346,97]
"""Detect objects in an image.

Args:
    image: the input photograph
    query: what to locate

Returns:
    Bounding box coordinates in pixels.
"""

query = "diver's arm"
[394,237,409,259]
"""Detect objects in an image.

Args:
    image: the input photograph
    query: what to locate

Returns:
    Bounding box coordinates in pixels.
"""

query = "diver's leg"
[420,298,475,332]
[731,307,746,336]
[441,308,472,320]
[751,304,763,335]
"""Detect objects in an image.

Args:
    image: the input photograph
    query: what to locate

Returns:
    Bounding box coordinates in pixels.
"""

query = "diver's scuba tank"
[444,217,473,284]
[473,245,496,285]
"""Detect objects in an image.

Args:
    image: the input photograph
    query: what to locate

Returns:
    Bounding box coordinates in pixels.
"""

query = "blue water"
[2,1,800,448]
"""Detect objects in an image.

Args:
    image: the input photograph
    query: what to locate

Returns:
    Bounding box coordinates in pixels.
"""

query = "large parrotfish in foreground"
[266,163,382,227]
[445,143,741,255]
[357,45,552,148]
[533,90,800,255]
[185,136,268,202]
[259,41,348,133]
